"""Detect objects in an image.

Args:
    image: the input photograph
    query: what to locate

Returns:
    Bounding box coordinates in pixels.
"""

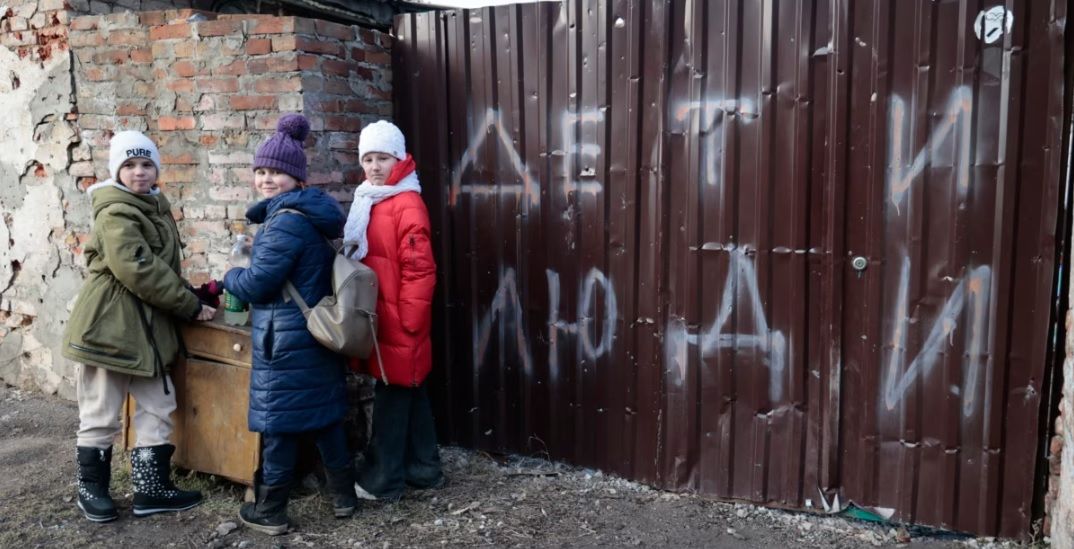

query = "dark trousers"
[261,422,349,487]
[357,382,442,498]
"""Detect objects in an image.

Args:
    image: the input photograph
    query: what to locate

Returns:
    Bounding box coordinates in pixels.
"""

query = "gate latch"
[851,256,868,278]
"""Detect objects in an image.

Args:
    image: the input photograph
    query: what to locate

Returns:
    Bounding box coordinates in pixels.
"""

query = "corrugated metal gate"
[392,0,1070,537]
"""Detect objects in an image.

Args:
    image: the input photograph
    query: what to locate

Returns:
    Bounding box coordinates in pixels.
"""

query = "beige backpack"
[274,209,385,381]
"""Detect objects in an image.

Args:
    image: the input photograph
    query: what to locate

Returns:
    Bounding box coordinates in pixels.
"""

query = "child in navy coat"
[223,114,357,535]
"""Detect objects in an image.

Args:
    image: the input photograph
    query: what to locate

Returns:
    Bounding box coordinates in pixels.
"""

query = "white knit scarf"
[343,171,422,260]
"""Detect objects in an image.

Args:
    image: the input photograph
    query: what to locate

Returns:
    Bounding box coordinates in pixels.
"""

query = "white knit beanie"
[108,130,161,183]
[358,120,406,160]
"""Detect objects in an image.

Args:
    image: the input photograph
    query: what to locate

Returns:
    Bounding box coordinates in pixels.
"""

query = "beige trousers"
[76,363,175,449]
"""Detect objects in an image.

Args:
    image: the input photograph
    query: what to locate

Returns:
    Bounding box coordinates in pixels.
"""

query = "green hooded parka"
[62,182,201,377]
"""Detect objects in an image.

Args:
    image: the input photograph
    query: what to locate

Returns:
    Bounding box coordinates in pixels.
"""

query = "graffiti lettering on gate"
[472,268,533,377]
[671,97,758,188]
[663,246,787,402]
[546,268,618,381]
[886,86,973,215]
[451,108,605,208]
[881,257,992,415]
[472,267,617,382]
[473,249,786,402]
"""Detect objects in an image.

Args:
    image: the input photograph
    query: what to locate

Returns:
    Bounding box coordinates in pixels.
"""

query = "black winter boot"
[239,482,291,535]
[324,466,359,518]
[76,446,118,523]
[130,444,203,517]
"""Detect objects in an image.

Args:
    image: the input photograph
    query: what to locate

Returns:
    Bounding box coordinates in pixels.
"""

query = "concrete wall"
[0,1,390,399]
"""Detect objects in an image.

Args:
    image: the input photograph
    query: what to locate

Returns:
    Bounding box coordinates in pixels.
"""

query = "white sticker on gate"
[974,6,1013,44]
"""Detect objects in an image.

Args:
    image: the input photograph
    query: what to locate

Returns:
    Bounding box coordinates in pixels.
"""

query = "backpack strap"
[368,320,386,384]
[283,281,311,312]
[266,208,306,305]
[270,208,334,310]
[273,209,388,383]
[271,208,340,251]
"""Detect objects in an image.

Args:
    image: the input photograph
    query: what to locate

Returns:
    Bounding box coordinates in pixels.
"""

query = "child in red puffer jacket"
[342,120,442,500]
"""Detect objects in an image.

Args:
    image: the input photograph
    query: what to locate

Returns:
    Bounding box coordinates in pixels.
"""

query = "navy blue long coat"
[223,187,347,435]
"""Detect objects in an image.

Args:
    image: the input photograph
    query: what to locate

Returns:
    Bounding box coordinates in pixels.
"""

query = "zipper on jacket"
[408,235,422,389]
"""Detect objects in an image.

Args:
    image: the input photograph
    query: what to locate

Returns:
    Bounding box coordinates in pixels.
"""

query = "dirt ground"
[0,383,1038,548]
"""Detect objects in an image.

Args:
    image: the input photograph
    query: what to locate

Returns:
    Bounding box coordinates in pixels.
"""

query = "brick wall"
[1,0,71,60]
[0,1,391,398]
[69,10,391,285]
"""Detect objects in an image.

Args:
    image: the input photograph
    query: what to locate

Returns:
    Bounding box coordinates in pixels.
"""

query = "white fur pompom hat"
[108,130,161,183]
[358,120,406,160]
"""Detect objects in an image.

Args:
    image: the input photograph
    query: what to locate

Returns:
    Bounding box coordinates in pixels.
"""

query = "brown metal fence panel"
[393,0,1069,538]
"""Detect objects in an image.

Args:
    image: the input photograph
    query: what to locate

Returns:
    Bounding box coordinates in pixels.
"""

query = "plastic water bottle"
[223,235,251,326]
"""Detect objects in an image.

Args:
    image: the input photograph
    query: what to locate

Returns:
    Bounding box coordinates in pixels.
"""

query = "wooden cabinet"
[123,318,259,486]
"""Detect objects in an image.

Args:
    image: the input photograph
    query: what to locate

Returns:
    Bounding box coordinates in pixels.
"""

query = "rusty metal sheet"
[394,0,1069,538]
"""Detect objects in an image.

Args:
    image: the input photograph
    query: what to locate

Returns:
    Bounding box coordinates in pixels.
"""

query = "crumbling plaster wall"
[0,26,76,397]
[0,0,193,398]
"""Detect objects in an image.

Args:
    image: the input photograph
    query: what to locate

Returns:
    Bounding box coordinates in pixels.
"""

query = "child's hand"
[192,280,224,308]
[196,304,216,321]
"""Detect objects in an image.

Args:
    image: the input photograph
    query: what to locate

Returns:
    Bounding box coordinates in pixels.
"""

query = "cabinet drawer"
[181,319,252,367]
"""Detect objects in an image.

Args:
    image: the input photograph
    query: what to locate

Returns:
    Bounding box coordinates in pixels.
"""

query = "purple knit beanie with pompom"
[253,113,310,181]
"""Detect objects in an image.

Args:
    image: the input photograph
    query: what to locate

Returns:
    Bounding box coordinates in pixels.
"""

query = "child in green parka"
[62,131,215,522]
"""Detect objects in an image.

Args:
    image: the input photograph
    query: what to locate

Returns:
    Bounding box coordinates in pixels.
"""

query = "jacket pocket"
[402,234,435,279]
[80,285,145,361]
[376,300,403,344]
[67,343,140,370]
[259,317,275,363]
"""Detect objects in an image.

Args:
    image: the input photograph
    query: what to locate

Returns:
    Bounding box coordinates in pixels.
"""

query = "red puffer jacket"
[351,157,437,386]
